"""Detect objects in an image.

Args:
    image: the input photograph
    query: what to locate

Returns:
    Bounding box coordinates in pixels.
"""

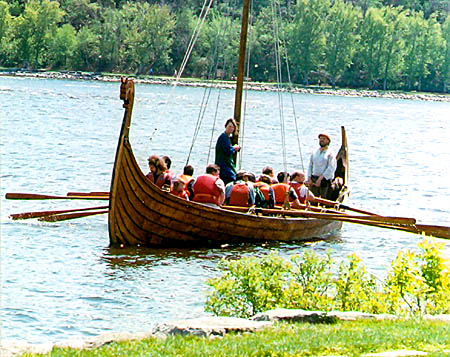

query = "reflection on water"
[1,77,449,344]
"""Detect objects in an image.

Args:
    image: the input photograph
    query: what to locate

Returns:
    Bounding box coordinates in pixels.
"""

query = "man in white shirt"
[306,133,337,198]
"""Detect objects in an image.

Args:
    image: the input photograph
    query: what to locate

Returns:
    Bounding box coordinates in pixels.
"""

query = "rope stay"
[275,0,305,171]
[270,0,288,173]
[149,0,213,147]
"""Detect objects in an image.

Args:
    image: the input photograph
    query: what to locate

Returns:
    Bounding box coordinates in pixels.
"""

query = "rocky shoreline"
[2,69,449,102]
[2,309,449,356]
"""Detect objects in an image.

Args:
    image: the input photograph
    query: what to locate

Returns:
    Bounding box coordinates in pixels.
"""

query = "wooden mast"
[232,0,250,151]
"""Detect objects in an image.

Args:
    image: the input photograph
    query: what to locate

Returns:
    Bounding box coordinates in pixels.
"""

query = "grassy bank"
[26,319,450,356]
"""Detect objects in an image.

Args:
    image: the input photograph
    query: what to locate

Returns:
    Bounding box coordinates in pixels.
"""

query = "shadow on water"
[101,230,344,269]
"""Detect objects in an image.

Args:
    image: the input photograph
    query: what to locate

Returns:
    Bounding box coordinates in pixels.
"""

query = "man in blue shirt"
[215,118,241,185]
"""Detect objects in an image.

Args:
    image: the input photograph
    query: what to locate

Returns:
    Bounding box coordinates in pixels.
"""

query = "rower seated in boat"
[224,171,255,207]
[272,171,302,209]
[146,155,172,190]
[262,165,278,184]
[252,174,275,209]
[170,179,190,200]
[176,164,195,200]
[290,170,315,204]
[192,164,225,207]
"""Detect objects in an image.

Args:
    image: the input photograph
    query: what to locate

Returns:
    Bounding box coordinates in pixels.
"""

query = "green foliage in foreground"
[30,320,450,357]
[206,239,450,318]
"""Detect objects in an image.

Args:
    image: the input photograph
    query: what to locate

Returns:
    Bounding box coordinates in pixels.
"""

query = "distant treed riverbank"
[1,70,449,103]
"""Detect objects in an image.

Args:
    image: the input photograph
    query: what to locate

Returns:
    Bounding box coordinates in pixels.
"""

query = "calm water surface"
[1,77,449,344]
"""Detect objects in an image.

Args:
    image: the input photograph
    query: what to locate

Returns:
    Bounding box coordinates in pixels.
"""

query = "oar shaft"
[6,193,109,200]
[38,210,108,222]
[67,192,109,197]
[10,205,109,220]
[313,197,379,216]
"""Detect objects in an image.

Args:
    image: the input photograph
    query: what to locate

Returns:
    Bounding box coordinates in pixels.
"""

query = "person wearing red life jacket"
[170,179,190,200]
[271,171,302,209]
[224,171,255,207]
[177,164,195,200]
[290,171,315,204]
[192,164,225,206]
[146,155,171,190]
[162,155,175,182]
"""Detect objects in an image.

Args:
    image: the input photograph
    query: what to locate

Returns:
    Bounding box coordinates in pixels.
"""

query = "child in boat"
[170,179,189,200]
[271,172,302,209]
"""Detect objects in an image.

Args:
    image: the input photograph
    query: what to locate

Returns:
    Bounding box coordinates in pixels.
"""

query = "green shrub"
[205,239,450,318]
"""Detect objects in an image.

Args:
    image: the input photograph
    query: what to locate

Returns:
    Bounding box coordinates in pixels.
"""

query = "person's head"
[277,171,290,184]
[318,133,331,148]
[236,170,248,182]
[172,179,185,193]
[262,166,274,177]
[291,171,305,183]
[247,172,256,183]
[258,174,271,184]
[206,164,220,176]
[183,165,194,176]
[224,118,238,135]
[148,155,167,174]
[162,155,172,169]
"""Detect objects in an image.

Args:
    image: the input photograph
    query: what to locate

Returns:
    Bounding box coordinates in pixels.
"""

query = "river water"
[1,77,449,344]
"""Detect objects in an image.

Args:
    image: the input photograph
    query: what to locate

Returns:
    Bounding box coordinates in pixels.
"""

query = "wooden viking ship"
[108,0,350,247]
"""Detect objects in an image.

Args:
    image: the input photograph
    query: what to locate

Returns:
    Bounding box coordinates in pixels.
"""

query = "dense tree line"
[0,0,448,92]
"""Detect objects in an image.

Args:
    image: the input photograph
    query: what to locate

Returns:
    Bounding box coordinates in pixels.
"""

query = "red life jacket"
[146,171,171,189]
[170,189,189,200]
[290,182,307,204]
[228,182,250,207]
[193,174,221,205]
[271,183,290,205]
[254,182,271,201]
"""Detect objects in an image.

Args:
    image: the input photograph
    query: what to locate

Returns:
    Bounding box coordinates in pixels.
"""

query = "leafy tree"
[72,26,100,71]
[47,23,76,69]
[442,17,450,92]
[95,6,124,72]
[287,0,328,85]
[12,0,65,68]
[121,2,175,74]
[60,0,100,31]
[357,7,388,88]
[403,11,443,90]
[324,0,360,88]
[0,1,11,64]
[379,6,407,90]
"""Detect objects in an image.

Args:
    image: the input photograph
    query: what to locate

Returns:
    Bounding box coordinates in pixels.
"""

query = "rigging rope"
[275,0,305,171]
[270,0,287,173]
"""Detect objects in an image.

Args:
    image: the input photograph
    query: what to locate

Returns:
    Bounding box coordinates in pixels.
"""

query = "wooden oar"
[9,205,109,220]
[5,193,109,200]
[67,191,109,197]
[38,210,108,222]
[222,206,416,225]
[222,206,450,240]
[312,197,380,216]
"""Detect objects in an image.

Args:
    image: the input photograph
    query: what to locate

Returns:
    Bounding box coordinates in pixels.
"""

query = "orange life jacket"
[193,174,221,205]
[170,189,189,200]
[228,182,250,207]
[271,183,290,205]
[178,174,194,190]
[290,182,307,204]
[146,171,171,189]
